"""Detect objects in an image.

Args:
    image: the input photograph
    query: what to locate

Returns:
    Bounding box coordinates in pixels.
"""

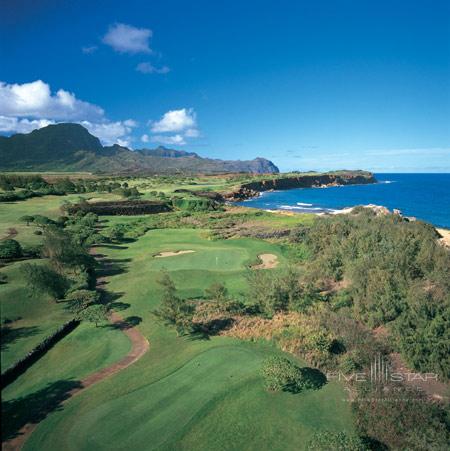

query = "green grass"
[22,228,354,450]
[0,259,73,370]
[26,344,350,451]
[0,192,119,245]
[2,322,131,401]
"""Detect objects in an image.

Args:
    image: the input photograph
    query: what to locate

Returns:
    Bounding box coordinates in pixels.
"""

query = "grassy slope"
[0,193,120,244]
[0,259,73,369]
[2,322,131,400]
[24,229,354,451]
[0,195,132,442]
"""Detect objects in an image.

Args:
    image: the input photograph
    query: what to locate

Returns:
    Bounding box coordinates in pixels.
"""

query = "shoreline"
[224,172,377,201]
[244,204,450,245]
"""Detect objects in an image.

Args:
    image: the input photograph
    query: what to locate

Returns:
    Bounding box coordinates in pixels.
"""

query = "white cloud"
[0,116,55,134]
[80,120,137,146]
[82,45,98,54]
[150,108,197,133]
[0,80,137,147]
[141,134,149,143]
[184,128,200,138]
[148,108,201,146]
[151,134,186,146]
[0,80,104,121]
[124,119,138,127]
[116,138,131,148]
[102,23,152,54]
[136,62,170,74]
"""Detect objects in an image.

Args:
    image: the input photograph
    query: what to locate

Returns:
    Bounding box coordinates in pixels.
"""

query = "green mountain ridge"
[0,124,279,174]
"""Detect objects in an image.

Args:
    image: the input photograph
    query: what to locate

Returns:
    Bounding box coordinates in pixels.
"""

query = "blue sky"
[1,0,449,172]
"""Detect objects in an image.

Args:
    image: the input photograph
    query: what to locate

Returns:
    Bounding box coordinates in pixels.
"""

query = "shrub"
[33,215,55,227]
[204,282,228,303]
[306,431,368,451]
[0,239,22,259]
[261,356,325,393]
[353,381,449,450]
[21,244,42,258]
[65,289,99,313]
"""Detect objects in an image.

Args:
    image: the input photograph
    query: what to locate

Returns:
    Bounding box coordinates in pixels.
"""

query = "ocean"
[236,173,450,229]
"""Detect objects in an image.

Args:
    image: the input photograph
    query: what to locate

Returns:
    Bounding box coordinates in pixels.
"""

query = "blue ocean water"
[236,174,450,228]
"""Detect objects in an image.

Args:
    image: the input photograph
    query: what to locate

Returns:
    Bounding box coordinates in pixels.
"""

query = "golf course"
[1,172,448,451]
[9,227,351,450]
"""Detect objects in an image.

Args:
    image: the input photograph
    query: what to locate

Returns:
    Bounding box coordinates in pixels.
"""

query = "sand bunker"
[154,250,196,258]
[252,253,279,269]
[436,228,450,248]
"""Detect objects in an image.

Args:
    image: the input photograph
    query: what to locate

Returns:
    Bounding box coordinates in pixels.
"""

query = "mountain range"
[0,124,279,174]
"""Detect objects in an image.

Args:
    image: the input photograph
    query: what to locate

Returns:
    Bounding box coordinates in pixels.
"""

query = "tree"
[154,272,193,335]
[21,263,68,300]
[19,215,34,226]
[32,215,54,228]
[41,227,95,273]
[65,289,99,314]
[108,224,126,242]
[204,282,228,303]
[78,304,108,327]
[54,178,76,193]
[0,239,22,259]
[246,269,297,316]
[306,431,368,451]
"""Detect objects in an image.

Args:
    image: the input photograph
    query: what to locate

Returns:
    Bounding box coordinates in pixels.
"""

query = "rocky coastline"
[224,172,377,201]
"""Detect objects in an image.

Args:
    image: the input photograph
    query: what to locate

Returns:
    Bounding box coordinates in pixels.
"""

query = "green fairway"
[22,228,355,450]
[0,193,119,244]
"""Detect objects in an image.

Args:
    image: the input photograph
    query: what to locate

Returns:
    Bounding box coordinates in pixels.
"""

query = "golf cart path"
[3,310,149,450]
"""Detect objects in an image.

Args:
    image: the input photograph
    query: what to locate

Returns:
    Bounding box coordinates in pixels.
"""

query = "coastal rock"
[224,172,376,201]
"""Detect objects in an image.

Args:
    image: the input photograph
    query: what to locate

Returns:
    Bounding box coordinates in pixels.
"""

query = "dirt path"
[3,312,149,451]
[1,227,18,241]
[3,252,149,451]
[251,253,279,269]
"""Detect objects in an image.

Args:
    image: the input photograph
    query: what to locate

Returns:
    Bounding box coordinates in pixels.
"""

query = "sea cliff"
[224,171,377,201]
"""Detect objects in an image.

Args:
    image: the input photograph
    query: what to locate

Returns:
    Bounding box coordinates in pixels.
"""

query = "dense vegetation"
[294,209,450,380]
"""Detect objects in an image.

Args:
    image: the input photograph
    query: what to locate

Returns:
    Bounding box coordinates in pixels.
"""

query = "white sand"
[252,253,279,269]
[154,250,196,258]
[436,228,450,247]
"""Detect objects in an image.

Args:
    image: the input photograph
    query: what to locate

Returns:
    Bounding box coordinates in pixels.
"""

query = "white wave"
[296,202,313,206]
[279,205,324,211]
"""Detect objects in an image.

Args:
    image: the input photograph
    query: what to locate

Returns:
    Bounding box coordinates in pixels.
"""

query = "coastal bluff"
[225,171,377,201]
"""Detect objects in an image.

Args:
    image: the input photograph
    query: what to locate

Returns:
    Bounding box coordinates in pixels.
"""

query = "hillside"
[0,124,279,174]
